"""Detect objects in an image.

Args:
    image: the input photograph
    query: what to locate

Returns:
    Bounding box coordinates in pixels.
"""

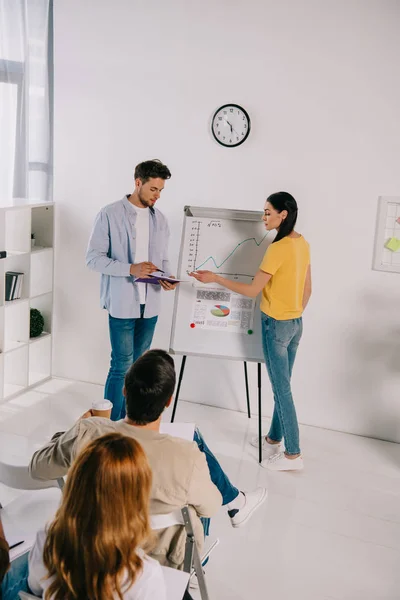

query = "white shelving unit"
[0,203,54,402]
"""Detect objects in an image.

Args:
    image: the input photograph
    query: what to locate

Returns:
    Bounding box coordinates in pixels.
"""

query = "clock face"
[211,104,251,147]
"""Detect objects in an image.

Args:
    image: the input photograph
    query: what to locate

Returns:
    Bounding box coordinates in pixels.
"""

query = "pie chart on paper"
[211,305,230,318]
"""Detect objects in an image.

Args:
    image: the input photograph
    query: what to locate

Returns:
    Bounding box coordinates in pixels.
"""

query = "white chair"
[161,566,190,599]
[18,568,189,600]
[151,507,219,600]
[0,460,64,493]
[0,459,63,561]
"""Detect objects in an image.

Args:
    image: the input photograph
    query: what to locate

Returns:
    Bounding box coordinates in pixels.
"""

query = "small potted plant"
[30,308,45,338]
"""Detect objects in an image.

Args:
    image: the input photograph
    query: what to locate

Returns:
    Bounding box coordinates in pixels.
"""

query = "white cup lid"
[92,400,113,411]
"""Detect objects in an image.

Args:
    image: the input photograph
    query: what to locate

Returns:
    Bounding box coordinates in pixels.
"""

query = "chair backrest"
[18,571,190,600]
[161,566,190,599]
[0,461,60,491]
[151,509,184,530]
[151,507,211,600]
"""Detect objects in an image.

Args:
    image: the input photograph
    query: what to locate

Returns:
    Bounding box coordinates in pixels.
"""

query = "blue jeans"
[1,552,30,600]
[261,313,303,455]
[194,428,239,536]
[105,305,158,421]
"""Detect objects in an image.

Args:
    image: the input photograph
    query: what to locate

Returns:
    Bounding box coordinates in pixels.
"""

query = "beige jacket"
[29,418,222,568]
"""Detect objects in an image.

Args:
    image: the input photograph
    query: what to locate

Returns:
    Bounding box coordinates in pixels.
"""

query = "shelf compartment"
[4,300,30,353]
[0,353,3,401]
[0,267,3,306]
[31,205,54,250]
[3,253,30,302]
[30,248,53,298]
[4,345,28,398]
[30,293,52,336]
[29,334,51,386]
[5,208,31,255]
[0,306,3,352]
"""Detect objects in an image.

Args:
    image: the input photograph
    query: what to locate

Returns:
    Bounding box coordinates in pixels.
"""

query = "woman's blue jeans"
[261,313,303,455]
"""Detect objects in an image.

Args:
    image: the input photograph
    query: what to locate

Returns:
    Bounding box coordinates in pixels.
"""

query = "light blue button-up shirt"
[86,196,171,319]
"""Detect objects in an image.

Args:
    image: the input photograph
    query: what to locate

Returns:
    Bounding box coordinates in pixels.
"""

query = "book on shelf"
[5,272,24,301]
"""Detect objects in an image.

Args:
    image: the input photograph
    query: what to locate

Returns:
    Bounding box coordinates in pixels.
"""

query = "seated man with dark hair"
[30,350,266,568]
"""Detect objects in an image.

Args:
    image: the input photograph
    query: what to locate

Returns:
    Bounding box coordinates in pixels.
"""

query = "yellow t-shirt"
[259,235,310,320]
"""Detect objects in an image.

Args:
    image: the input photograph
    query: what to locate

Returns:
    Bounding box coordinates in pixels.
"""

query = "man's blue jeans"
[105,305,158,421]
[194,428,239,536]
[261,313,303,455]
[1,552,30,600]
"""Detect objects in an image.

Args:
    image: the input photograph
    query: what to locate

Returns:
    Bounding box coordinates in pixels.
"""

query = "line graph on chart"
[184,217,272,279]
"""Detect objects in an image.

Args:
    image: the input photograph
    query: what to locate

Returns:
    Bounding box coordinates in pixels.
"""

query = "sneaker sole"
[264,465,304,473]
[263,461,304,472]
[231,488,268,528]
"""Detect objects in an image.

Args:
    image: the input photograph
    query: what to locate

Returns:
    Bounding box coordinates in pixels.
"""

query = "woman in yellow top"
[191,192,311,471]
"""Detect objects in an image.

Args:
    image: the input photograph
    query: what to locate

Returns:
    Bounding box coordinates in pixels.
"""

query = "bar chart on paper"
[170,206,272,362]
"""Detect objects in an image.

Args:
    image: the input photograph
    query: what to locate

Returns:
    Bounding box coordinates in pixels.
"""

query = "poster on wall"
[372,196,400,274]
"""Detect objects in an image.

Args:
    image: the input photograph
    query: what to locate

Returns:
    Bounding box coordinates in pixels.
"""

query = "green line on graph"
[195,232,270,270]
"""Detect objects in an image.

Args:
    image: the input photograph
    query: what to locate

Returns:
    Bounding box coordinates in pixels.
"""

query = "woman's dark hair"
[134,159,171,183]
[267,191,298,243]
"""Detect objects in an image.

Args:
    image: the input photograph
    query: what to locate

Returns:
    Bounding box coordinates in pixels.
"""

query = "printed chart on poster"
[373,196,400,274]
[170,206,273,362]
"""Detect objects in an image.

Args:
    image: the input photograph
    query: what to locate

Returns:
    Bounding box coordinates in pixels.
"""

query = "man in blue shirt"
[86,159,177,420]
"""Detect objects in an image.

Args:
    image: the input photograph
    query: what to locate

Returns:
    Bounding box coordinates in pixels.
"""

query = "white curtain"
[0,0,52,206]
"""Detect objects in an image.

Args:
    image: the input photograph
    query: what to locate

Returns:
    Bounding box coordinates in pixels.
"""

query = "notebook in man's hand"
[160,422,195,441]
[135,274,182,284]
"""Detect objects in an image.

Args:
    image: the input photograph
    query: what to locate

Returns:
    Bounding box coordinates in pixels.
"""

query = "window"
[0,0,53,206]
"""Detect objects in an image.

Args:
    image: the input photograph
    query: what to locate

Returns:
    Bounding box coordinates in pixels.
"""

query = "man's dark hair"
[134,159,171,183]
[125,349,176,425]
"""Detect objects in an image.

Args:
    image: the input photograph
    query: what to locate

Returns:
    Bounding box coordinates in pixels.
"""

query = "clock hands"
[224,118,233,134]
[225,118,241,137]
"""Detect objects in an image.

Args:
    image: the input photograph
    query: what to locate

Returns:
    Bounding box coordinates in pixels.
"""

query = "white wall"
[53,0,400,442]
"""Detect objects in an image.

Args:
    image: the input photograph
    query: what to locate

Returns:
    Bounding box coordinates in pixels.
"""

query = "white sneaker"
[250,435,282,457]
[262,451,304,471]
[228,487,268,528]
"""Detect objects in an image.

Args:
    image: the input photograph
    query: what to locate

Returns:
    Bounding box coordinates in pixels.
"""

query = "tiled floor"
[1,378,400,599]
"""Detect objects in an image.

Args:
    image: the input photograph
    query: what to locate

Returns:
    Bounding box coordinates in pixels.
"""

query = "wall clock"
[211,104,251,147]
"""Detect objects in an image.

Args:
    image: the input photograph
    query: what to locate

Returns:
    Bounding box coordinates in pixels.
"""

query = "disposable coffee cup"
[91,400,113,418]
